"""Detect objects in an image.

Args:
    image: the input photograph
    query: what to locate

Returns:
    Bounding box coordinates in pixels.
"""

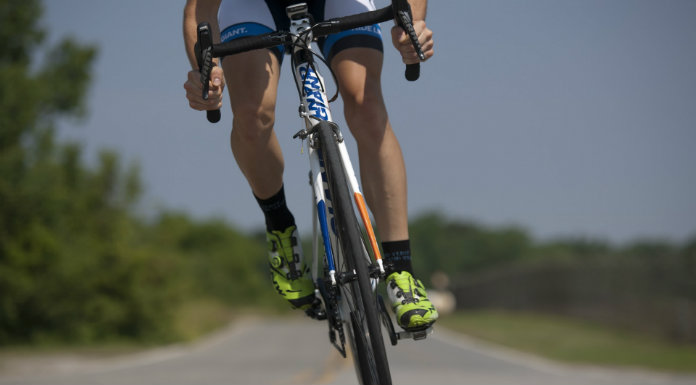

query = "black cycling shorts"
[218,0,384,64]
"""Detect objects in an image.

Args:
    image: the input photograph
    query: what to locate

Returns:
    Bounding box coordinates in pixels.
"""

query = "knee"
[231,103,275,144]
[343,93,389,144]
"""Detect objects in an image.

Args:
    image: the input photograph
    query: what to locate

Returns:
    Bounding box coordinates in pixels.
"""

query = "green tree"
[0,0,277,345]
[409,213,532,284]
[1,0,96,342]
[0,0,176,344]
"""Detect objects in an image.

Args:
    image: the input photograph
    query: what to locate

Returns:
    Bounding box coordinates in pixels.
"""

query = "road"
[1,317,695,385]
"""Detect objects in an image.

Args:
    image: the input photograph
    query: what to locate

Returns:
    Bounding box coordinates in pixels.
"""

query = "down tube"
[309,146,337,284]
[336,141,384,272]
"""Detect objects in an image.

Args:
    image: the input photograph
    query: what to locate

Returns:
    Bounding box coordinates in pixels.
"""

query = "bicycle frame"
[285,4,384,289]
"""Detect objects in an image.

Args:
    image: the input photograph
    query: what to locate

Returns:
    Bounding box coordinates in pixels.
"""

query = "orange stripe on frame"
[354,192,382,261]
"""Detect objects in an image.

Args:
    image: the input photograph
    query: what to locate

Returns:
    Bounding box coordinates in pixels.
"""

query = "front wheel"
[316,121,391,385]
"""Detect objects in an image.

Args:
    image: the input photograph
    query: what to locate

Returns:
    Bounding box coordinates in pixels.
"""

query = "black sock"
[382,239,413,275]
[254,185,295,232]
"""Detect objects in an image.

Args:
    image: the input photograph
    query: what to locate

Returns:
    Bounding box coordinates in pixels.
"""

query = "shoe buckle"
[270,255,283,269]
[287,270,302,280]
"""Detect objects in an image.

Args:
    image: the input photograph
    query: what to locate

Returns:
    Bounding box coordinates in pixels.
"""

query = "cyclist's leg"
[217,2,298,231]
[332,47,439,330]
[331,48,408,243]
[218,0,317,308]
[220,51,314,309]
[217,0,286,200]
[222,50,283,200]
[217,1,315,311]
[319,0,405,241]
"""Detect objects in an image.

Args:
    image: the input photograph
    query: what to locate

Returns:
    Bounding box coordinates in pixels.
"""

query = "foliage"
[409,212,532,282]
[0,0,277,345]
[409,213,696,344]
[441,310,696,373]
[140,213,277,307]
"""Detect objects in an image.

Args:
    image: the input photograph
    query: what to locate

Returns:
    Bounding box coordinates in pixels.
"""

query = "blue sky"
[44,0,696,244]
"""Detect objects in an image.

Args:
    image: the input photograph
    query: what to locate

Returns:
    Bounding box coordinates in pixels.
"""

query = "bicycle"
[195,2,432,384]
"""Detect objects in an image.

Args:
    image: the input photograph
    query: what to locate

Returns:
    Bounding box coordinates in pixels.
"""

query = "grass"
[439,310,696,373]
[172,298,296,342]
[172,298,238,342]
[0,300,285,357]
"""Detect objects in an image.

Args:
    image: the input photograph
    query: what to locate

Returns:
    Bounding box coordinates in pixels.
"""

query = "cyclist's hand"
[390,20,433,64]
[184,65,225,111]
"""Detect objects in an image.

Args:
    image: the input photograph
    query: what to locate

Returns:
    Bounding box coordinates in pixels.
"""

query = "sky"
[43,0,696,244]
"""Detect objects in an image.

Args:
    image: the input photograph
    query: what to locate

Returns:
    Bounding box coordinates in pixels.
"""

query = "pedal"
[304,304,327,320]
[304,297,327,320]
[377,294,434,344]
[305,307,326,320]
[397,326,433,341]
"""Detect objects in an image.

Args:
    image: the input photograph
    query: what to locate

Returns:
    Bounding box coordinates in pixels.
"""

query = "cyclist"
[183,0,438,331]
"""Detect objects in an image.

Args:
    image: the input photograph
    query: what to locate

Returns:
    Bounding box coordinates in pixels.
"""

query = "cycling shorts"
[218,0,383,64]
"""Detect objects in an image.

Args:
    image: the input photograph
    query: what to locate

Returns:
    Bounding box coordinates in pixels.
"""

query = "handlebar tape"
[212,33,287,57]
[312,6,393,36]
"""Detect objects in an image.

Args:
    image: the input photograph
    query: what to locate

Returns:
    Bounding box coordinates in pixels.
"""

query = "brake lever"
[394,0,424,81]
[196,22,221,123]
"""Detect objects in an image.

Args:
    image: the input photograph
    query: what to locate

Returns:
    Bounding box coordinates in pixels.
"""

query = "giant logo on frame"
[299,65,328,120]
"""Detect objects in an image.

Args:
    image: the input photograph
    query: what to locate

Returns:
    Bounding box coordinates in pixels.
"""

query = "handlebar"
[195,0,425,123]
[195,23,221,123]
[393,0,424,81]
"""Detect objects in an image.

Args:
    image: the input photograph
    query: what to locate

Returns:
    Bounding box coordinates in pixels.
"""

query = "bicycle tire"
[316,121,392,385]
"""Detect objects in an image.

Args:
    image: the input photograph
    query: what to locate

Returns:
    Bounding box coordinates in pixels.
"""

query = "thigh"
[218,0,282,115]
[332,47,385,106]
[218,0,277,36]
[320,0,383,64]
[221,50,281,118]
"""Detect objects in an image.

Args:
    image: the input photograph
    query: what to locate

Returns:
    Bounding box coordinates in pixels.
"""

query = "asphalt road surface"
[1,317,695,385]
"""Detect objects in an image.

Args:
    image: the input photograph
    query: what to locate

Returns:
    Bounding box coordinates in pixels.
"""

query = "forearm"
[183,0,221,69]
[408,0,427,21]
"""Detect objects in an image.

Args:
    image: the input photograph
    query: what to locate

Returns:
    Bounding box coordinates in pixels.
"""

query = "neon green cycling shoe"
[267,225,315,310]
[386,271,439,331]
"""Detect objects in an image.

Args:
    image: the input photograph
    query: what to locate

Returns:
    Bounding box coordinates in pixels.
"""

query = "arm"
[182,0,225,111]
[391,0,433,65]
[408,0,427,20]
[183,0,221,68]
